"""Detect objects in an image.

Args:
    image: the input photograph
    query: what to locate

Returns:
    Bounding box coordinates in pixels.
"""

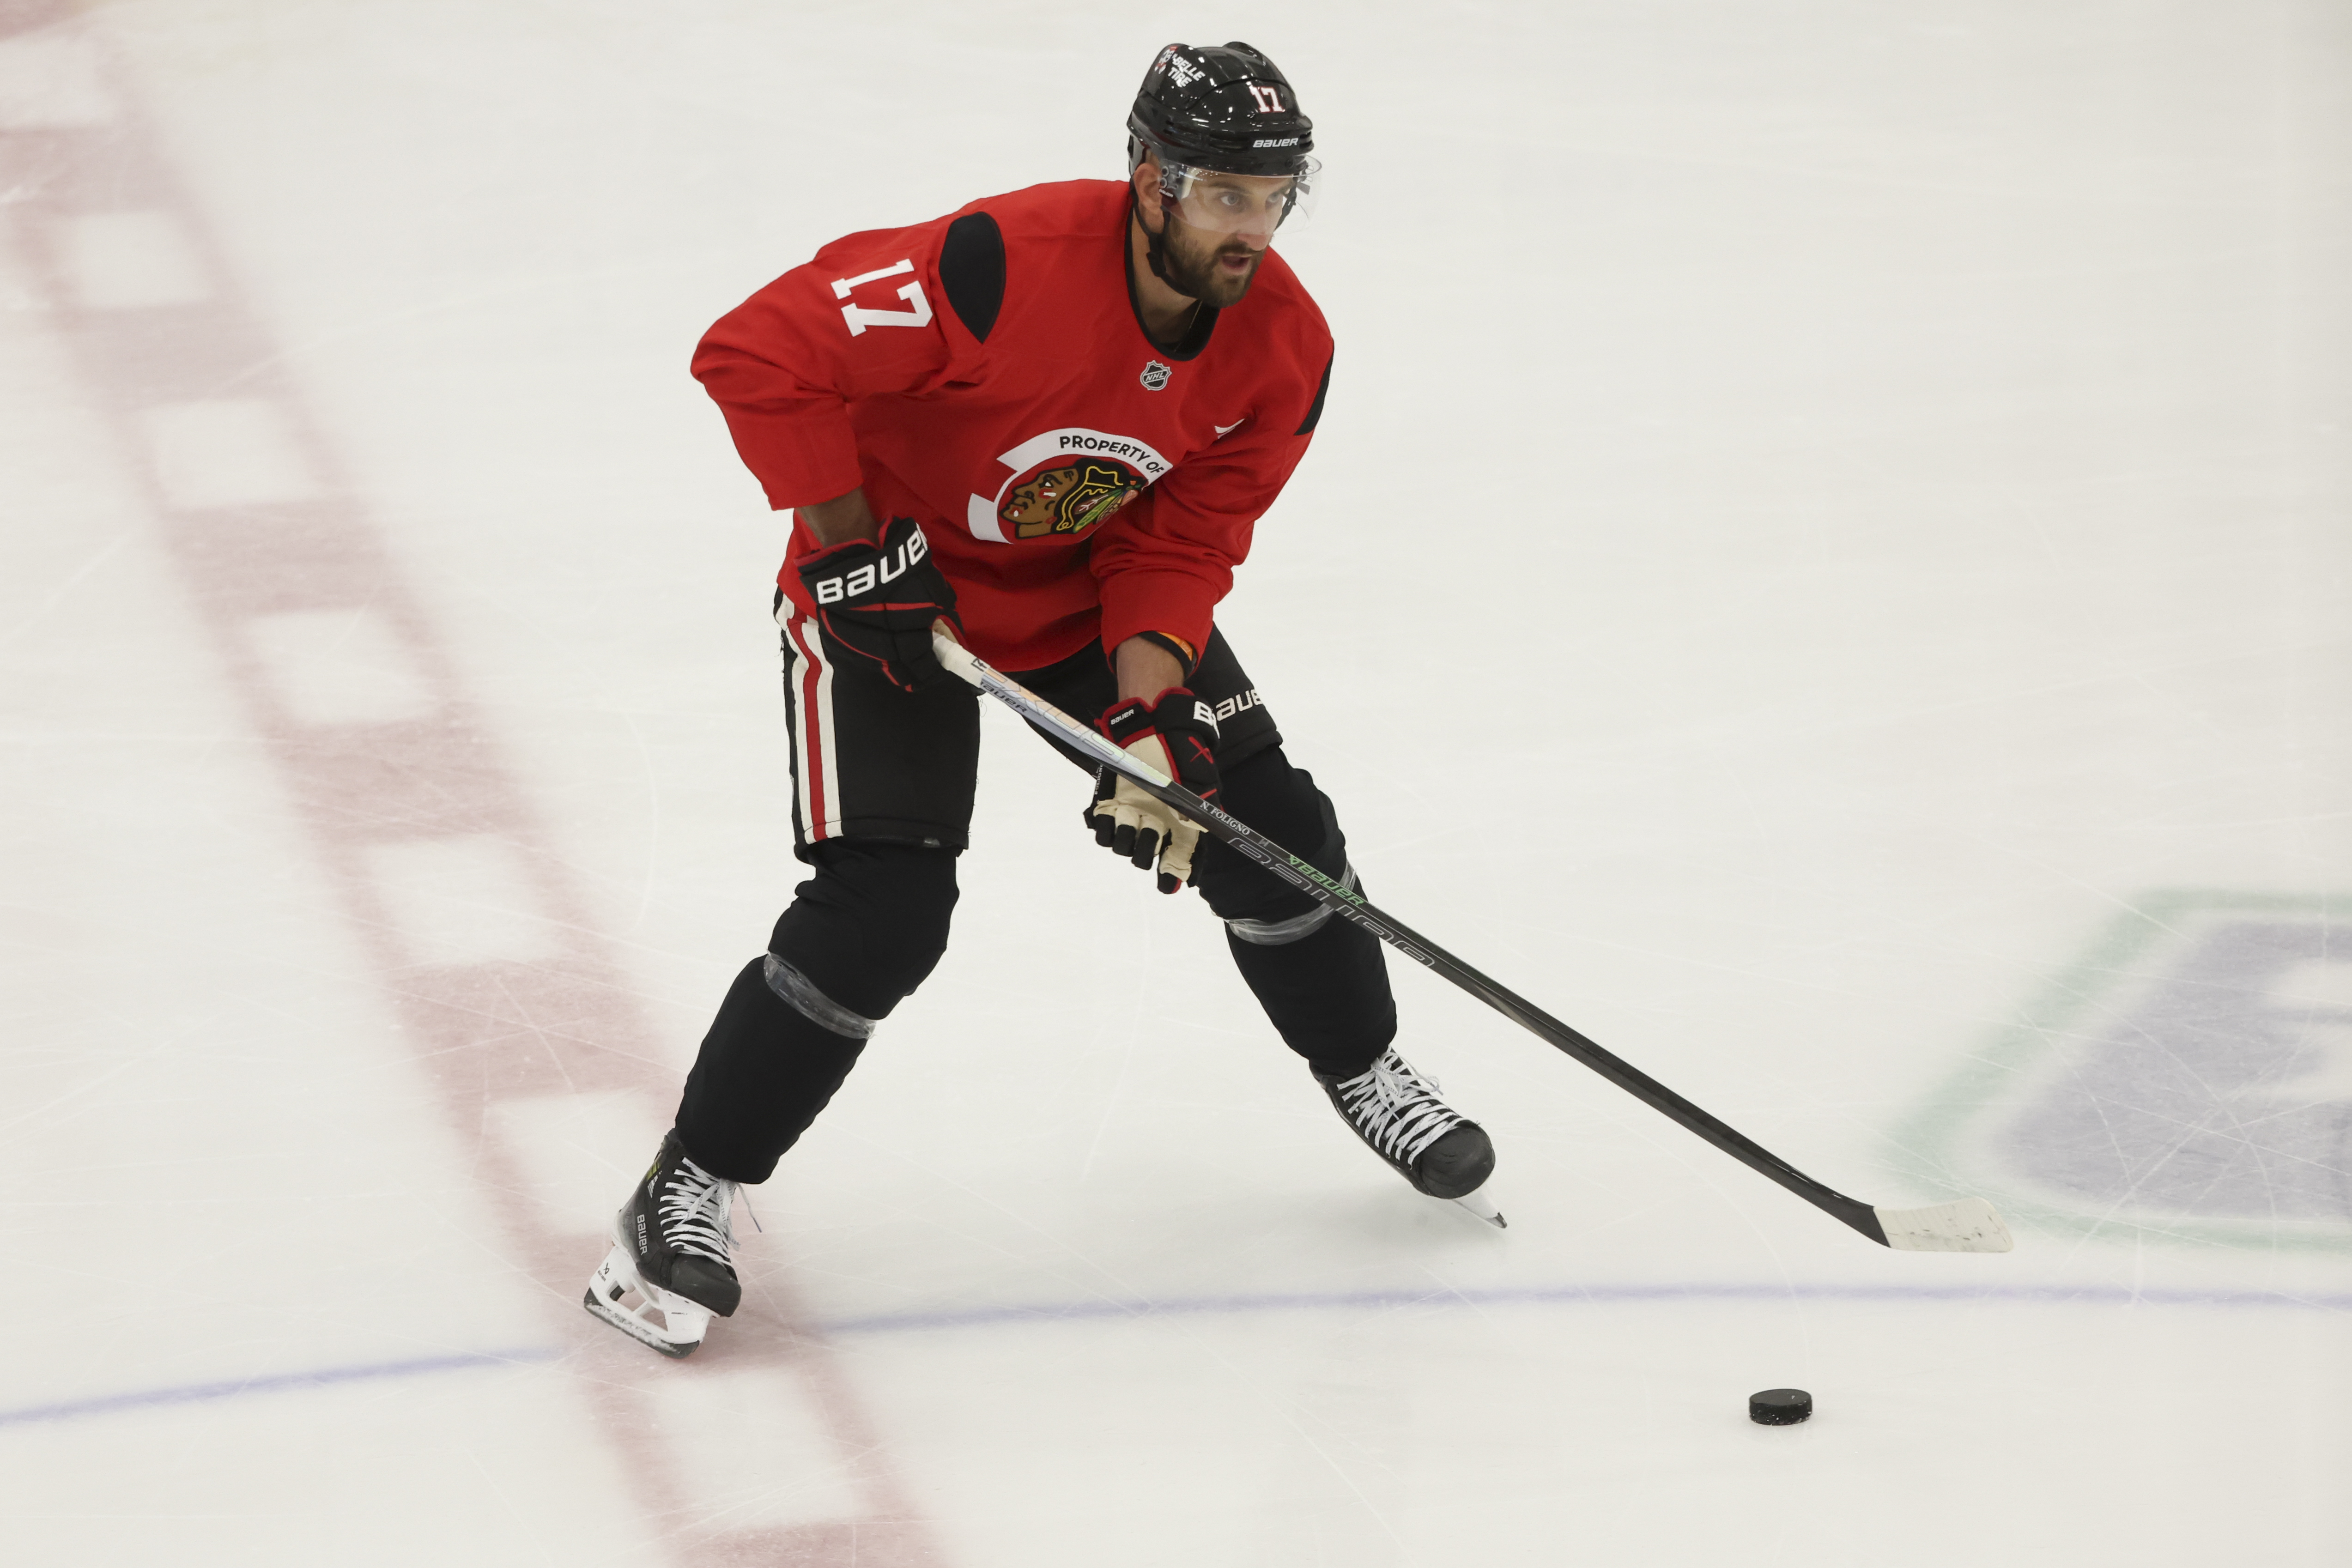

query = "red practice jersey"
[692,179,1334,672]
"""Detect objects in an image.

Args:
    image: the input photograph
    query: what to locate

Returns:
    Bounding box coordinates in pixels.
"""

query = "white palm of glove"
[1094,735,1203,890]
[1089,687,1222,895]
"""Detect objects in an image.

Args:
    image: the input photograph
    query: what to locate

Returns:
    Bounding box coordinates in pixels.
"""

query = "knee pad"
[1191,748,1352,939]
[1196,752,1395,1065]
[767,841,958,1021]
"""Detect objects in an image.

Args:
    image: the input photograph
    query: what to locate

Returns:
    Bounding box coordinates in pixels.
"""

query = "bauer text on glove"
[795,515,961,692]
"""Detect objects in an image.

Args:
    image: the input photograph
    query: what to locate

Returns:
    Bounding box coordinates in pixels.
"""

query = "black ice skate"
[1316,1048,1505,1228]
[583,1131,743,1356]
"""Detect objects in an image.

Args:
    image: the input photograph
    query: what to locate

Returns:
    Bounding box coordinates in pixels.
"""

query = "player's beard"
[1156,214,1265,309]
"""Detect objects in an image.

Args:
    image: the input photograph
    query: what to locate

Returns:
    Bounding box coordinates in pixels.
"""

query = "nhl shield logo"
[1140,359,1173,391]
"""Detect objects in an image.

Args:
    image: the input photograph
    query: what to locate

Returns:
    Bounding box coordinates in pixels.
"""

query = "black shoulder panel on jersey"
[940,212,1006,343]
[1295,351,1333,435]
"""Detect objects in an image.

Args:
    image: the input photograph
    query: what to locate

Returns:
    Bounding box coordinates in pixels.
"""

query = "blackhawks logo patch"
[964,428,1174,544]
[1001,459,1142,538]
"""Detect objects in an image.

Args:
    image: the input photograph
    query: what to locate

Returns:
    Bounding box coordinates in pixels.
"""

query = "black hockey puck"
[1749,1388,1812,1425]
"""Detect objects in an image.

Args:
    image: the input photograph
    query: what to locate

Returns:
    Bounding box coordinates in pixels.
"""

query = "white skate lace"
[657,1157,737,1265]
[1334,1049,1461,1165]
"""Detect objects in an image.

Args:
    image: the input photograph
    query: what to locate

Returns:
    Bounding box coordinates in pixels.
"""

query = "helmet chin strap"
[1129,183,1188,294]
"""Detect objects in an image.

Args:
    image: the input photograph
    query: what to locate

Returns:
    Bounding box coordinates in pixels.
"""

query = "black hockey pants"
[673,625,1397,1184]
[675,743,1396,1184]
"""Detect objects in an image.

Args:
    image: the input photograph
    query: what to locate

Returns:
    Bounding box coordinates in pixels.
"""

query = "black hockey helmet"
[1128,41,1315,179]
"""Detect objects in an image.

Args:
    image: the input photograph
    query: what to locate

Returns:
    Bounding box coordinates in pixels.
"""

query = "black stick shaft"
[943,639,1889,1246]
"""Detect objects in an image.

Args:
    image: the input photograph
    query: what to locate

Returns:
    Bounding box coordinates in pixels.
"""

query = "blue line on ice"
[0,1346,558,1431]
[11,1282,2349,1431]
[819,1280,2352,1336]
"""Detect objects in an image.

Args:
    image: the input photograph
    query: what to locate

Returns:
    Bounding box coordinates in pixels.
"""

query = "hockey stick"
[932,630,2011,1253]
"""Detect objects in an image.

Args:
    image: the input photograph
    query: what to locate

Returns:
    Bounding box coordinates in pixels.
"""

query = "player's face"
[1154,201,1267,308]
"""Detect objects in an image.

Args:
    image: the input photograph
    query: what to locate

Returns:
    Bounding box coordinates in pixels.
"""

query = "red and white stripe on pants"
[777,609,843,842]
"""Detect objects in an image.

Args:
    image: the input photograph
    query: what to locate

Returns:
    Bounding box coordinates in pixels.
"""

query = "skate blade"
[1448,1187,1507,1229]
[582,1245,713,1358]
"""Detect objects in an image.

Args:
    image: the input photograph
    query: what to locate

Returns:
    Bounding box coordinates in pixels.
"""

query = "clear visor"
[1154,156,1321,235]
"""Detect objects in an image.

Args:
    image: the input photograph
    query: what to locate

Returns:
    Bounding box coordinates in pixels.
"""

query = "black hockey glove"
[1085,687,1220,894]
[795,515,961,692]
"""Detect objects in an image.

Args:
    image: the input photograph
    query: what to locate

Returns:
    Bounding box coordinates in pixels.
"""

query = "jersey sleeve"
[691,220,968,511]
[1090,344,1334,659]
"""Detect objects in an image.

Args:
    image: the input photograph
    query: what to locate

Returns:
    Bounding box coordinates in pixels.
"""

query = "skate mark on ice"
[0,1347,557,1431]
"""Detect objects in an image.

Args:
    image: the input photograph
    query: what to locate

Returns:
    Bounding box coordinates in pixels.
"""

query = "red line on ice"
[0,4,942,1562]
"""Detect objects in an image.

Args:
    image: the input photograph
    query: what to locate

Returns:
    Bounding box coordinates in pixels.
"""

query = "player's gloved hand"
[796,515,961,692]
[1085,688,1220,894]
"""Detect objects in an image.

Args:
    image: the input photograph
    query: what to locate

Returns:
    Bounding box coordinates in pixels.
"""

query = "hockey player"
[587,42,1500,1358]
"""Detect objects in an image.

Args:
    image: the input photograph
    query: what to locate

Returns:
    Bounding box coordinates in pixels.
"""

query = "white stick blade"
[1874,1196,2014,1253]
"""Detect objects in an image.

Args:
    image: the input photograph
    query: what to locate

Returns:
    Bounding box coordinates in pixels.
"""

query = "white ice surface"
[3,2,2348,1564]
[53,209,210,309]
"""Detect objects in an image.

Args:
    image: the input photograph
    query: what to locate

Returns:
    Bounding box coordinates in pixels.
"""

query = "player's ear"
[1131,157,1167,234]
